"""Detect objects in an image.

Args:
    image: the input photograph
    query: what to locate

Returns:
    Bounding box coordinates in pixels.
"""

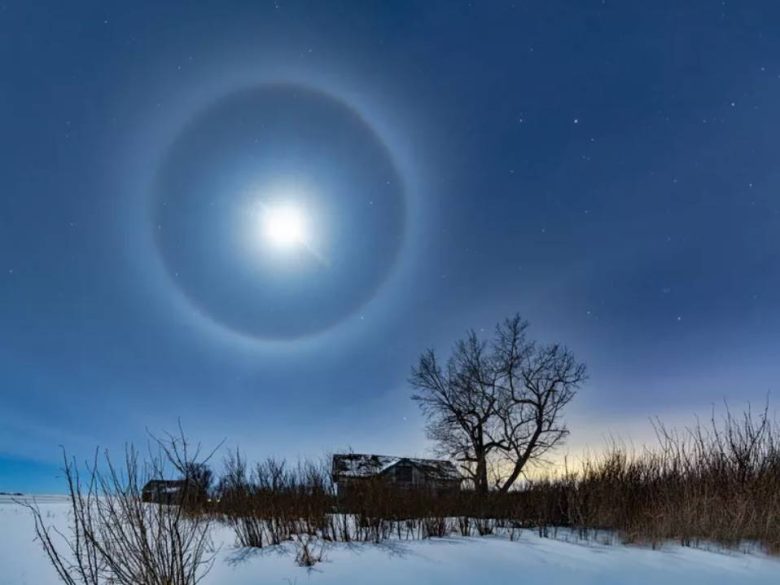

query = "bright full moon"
[154,85,404,339]
[261,203,309,249]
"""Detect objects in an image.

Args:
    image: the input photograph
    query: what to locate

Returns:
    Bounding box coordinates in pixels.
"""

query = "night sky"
[2,1,780,492]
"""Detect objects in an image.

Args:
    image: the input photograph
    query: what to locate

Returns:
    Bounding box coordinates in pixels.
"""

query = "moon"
[151,84,406,341]
[260,202,310,250]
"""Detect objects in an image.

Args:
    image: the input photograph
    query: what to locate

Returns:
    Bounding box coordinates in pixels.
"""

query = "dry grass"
[27,405,779,585]
[543,405,780,551]
[214,406,779,555]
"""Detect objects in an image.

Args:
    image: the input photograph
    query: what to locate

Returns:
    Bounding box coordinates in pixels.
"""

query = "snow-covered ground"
[2,495,778,585]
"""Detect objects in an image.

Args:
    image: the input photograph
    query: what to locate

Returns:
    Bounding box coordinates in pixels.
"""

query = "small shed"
[141,479,204,505]
[332,454,461,496]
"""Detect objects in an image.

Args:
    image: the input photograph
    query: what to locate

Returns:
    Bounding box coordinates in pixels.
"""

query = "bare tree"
[410,314,586,493]
[490,315,586,491]
[410,333,501,493]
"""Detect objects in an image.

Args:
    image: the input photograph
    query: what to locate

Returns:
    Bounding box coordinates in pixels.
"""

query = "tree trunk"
[474,425,488,495]
[474,445,489,495]
[497,424,543,493]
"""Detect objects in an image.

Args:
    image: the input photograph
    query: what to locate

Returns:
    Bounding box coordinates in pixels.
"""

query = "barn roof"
[332,454,461,482]
[142,479,189,488]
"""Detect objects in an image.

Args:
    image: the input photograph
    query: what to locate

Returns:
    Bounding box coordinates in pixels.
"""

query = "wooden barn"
[331,454,461,496]
[141,479,205,505]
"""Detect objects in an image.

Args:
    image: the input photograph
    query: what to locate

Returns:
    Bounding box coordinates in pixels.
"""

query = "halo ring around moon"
[151,84,406,342]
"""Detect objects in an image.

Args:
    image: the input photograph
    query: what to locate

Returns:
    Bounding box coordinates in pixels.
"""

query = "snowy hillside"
[2,496,778,585]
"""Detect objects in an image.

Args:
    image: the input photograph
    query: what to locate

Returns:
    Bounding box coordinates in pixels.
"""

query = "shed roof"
[332,454,461,482]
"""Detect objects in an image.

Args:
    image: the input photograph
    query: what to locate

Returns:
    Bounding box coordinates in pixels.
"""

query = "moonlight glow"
[261,203,309,249]
[152,84,405,341]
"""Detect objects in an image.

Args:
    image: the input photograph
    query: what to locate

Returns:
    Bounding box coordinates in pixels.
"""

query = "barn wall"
[335,464,460,496]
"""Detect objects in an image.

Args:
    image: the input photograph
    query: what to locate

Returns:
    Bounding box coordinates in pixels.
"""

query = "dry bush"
[293,535,325,567]
[528,405,780,552]
[213,405,780,555]
[24,433,216,585]
[216,451,523,545]
[217,452,334,547]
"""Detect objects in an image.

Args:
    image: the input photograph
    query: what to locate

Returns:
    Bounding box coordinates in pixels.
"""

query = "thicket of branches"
[24,405,780,584]
[23,431,216,585]
[552,405,780,551]
[211,405,779,554]
[217,453,334,547]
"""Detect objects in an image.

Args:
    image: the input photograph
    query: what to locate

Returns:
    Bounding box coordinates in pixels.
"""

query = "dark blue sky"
[2,1,779,492]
